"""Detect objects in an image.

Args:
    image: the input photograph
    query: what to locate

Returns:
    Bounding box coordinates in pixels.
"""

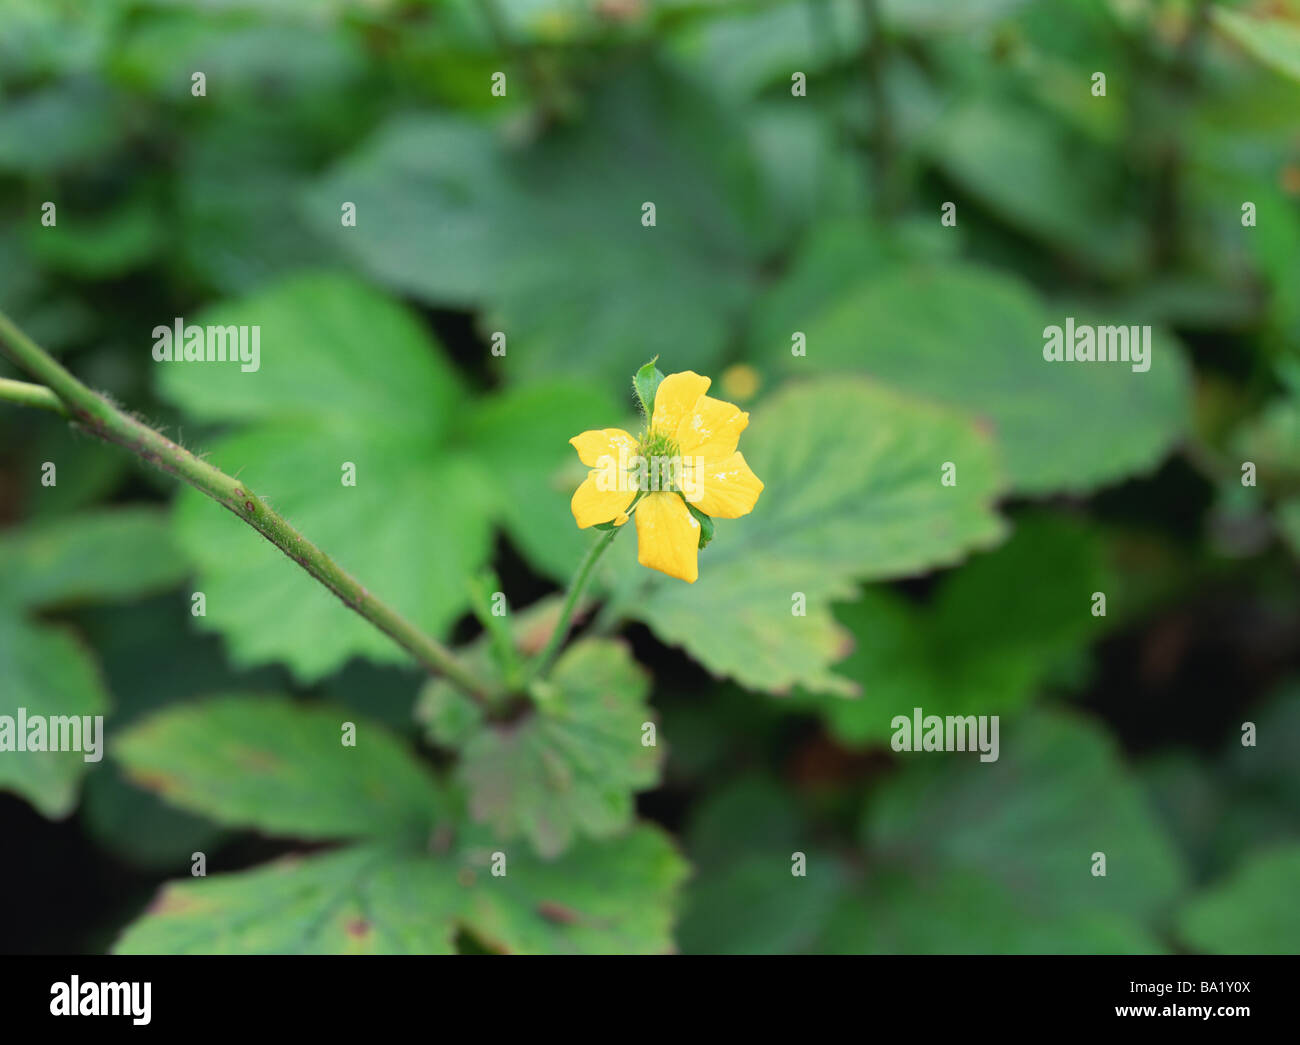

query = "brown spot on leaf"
[429,823,455,854]
[537,900,582,925]
[147,886,203,917]
[1282,164,1300,197]
[125,768,178,796]
[232,744,282,772]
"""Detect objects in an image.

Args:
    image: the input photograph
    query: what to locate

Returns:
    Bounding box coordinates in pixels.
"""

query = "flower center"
[634,429,683,493]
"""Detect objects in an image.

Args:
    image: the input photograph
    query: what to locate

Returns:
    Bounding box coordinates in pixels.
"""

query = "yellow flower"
[568,370,764,583]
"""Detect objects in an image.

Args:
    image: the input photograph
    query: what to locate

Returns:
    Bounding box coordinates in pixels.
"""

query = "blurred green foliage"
[1,0,1298,954]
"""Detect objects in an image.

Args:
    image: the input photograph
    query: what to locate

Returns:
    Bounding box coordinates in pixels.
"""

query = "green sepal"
[686,501,714,549]
[633,357,664,419]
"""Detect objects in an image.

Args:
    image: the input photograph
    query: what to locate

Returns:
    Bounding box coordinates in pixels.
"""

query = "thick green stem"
[529,524,621,682]
[0,310,493,703]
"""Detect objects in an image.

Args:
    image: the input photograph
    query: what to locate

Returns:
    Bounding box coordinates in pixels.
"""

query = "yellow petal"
[693,451,763,519]
[569,428,637,468]
[634,492,699,583]
[675,394,749,460]
[570,472,635,529]
[650,371,710,438]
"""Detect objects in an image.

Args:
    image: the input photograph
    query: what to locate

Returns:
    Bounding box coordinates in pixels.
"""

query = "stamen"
[634,429,682,493]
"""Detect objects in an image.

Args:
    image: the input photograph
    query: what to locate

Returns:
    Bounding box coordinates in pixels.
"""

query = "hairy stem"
[0,310,494,703]
[529,524,622,682]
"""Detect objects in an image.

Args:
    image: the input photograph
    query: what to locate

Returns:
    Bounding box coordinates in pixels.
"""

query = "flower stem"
[0,309,494,704]
[529,523,622,682]
[0,377,68,416]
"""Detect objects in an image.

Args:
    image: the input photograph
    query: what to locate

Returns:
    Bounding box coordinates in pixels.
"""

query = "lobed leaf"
[449,638,661,857]
[114,824,688,955]
[115,695,448,841]
[1177,844,1300,954]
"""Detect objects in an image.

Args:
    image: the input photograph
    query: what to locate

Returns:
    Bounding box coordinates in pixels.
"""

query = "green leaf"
[177,123,343,295]
[170,422,496,680]
[925,98,1144,275]
[157,271,617,679]
[679,714,1186,953]
[0,509,187,818]
[1280,498,1300,559]
[1221,683,1300,811]
[882,0,1029,31]
[753,263,1191,494]
[462,379,622,582]
[26,194,164,278]
[867,710,1188,909]
[113,17,365,99]
[745,220,893,363]
[798,513,1112,742]
[156,269,465,430]
[1145,685,1300,880]
[1233,390,1300,488]
[1178,844,1300,954]
[626,377,1007,695]
[0,1,127,82]
[0,507,189,608]
[677,777,848,954]
[1228,385,1300,555]
[114,845,462,955]
[73,592,292,868]
[464,823,687,954]
[0,618,107,818]
[418,676,486,749]
[0,81,120,175]
[421,638,663,857]
[22,417,131,520]
[82,766,225,872]
[305,66,767,386]
[1214,8,1300,84]
[820,868,1166,955]
[633,358,665,419]
[114,695,447,841]
[845,711,1186,953]
[114,825,688,955]
[668,0,864,102]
